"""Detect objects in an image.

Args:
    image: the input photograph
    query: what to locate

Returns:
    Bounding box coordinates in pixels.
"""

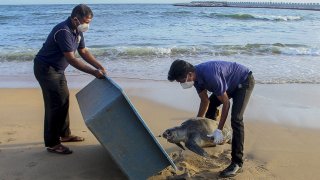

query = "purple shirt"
[34,17,85,71]
[194,61,250,96]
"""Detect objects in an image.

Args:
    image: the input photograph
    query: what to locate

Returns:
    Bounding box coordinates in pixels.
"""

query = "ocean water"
[0,4,320,83]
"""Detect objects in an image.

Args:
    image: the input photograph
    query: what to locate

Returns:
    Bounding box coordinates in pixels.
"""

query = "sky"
[0,0,319,5]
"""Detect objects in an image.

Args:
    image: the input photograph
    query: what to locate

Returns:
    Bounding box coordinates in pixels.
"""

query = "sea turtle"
[162,117,232,158]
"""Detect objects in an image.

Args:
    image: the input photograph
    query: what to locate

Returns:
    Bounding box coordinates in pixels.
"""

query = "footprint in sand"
[212,151,231,166]
[27,162,38,168]
[7,131,16,135]
[7,138,16,142]
[4,131,17,143]
[167,172,191,180]
[244,160,275,179]
[255,164,269,173]
[255,164,277,179]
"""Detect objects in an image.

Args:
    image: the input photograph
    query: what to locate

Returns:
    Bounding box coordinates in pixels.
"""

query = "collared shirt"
[34,17,85,71]
[194,61,250,96]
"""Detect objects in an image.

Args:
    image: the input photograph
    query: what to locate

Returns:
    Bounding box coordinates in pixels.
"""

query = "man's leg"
[34,62,70,147]
[43,73,70,147]
[60,113,71,137]
[56,76,71,139]
[60,95,71,138]
[230,74,254,166]
[205,94,222,120]
[220,74,255,177]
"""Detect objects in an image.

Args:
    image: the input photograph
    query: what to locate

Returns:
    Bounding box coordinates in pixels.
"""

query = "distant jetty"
[174,1,320,11]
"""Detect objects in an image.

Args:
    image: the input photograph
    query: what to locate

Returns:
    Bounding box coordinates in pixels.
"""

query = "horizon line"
[0,3,175,6]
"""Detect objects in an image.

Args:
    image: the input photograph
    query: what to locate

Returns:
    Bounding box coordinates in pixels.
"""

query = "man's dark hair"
[168,59,195,81]
[71,4,93,19]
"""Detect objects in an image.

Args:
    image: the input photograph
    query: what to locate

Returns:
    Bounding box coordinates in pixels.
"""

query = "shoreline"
[1,74,320,129]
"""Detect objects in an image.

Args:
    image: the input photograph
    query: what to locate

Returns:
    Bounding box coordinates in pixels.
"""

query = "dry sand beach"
[0,76,320,180]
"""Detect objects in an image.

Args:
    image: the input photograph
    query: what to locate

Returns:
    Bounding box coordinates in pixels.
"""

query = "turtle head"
[162,127,186,143]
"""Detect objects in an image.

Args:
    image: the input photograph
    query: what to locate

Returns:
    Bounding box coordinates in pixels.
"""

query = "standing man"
[34,4,106,154]
[167,59,255,178]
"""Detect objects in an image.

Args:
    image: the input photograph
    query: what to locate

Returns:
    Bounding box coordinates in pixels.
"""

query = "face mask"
[76,18,89,32]
[180,81,194,89]
[180,75,194,89]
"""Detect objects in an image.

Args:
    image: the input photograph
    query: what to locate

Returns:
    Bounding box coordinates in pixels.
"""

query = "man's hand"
[98,66,107,75]
[93,69,105,79]
[207,129,224,144]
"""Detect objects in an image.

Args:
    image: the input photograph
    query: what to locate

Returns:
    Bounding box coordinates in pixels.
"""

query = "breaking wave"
[88,44,320,59]
[86,44,320,59]
[0,43,319,62]
[206,13,302,21]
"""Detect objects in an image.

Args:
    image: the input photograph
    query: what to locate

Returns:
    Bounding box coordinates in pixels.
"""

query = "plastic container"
[76,77,176,179]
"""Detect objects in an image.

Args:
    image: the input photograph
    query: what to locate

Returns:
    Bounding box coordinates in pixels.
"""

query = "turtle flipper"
[175,143,185,150]
[185,140,209,158]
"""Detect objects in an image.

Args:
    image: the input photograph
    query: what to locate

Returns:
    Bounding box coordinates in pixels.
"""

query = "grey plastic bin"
[76,77,176,180]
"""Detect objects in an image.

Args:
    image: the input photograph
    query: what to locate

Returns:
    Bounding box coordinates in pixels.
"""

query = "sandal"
[60,135,85,142]
[47,144,73,155]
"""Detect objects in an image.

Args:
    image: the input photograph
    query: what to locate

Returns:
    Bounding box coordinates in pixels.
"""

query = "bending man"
[168,59,254,178]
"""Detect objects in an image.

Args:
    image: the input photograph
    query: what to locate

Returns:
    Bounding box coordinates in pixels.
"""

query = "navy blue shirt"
[194,61,250,96]
[34,17,85,71]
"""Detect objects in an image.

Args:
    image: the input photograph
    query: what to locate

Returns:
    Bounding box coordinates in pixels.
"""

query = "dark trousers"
[34,60,71,147]
[205,72,255,166]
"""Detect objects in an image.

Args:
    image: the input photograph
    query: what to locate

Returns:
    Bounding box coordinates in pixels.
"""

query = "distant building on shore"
[173,1,320,11]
